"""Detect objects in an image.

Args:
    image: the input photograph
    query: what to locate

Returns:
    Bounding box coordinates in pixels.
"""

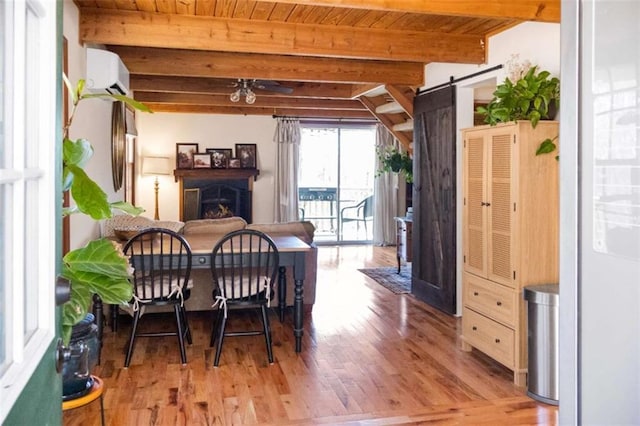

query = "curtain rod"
[299,118,377,126]
[272,115,377,126]
[416,64,503,95]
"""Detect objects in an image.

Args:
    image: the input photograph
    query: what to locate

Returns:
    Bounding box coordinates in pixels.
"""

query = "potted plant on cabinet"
[475,60,560,157]
[59,75,150,398]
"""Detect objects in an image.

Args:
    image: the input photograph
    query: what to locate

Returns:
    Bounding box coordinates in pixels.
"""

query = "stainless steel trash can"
[523,284,559,405]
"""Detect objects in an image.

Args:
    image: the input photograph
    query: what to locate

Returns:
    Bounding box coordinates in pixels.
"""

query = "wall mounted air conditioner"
[85,48,130,96]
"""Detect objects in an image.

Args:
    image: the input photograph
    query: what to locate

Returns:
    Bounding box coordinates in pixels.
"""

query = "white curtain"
[373,124,399,245]
[273,117,301,223]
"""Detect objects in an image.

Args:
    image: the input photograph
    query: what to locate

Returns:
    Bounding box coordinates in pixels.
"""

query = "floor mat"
[358,265,411,294]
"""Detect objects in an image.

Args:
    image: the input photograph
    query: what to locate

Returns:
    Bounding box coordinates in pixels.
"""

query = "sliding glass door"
[298,124,376,243]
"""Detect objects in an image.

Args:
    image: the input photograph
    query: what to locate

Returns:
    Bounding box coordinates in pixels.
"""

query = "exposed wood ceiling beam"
[130,76,356,99]
[252,0,561,23]
[79,8,485,63]
[384,84,415,117]
[110,47,425,85]
[134,92,367,110]
[359,96,412,150]
[350,84,385,98]
[142,103,374,118]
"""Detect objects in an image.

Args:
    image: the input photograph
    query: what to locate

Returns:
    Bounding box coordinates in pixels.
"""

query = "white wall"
[136,113,278,224]
[63,8,560,259]
[423,22,561,316]
[63,2,120,249]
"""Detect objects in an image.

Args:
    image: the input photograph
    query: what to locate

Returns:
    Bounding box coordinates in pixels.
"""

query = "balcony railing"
[298,187,372,242]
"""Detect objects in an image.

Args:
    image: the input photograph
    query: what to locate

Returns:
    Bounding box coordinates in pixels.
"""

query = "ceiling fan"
[229,79,293,104]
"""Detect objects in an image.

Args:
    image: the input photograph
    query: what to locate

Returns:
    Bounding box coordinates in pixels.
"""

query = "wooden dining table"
[101,233,312,353]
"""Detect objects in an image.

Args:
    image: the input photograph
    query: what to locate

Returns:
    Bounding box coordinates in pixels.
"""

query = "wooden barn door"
[411,86,457,314]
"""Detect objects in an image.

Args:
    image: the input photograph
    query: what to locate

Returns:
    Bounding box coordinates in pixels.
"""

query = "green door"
[1,1,62,424]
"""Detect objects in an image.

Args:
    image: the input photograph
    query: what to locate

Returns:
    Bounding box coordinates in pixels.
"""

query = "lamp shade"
[142,156,171,176]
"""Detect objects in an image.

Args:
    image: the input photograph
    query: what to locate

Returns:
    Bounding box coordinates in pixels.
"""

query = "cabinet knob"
[495,338,501,343]
[472,326,477,331]
[473,291,479,296]
[496,301,502,306]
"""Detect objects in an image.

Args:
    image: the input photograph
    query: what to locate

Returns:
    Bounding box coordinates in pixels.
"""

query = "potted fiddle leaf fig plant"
[376,146,413,183]
[59,75,150,397]
[475,61,560,157]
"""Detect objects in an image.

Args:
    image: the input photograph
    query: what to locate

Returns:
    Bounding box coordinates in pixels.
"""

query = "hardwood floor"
[63,245,558,425]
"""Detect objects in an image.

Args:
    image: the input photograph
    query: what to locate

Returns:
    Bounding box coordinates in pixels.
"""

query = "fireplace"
[174,169,260,223]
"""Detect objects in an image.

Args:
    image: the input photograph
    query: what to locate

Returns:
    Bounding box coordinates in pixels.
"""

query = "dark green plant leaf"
[494,85,511,96]
[61,240,133,344]
[110,95,153,113]
[81,93,153,113]
[63,137,93,167]
[525,66,538,79]
[63,137,94,191]
[530,110,541,128]
[538,70,551,80]
[536,139,557,155]
[63,238,133,278]
[60,273,92,344]
[67,164,112,220]
[533,97,542,110]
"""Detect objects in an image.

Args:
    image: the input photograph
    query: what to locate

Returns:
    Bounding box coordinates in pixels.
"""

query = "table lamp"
[142,156,171,220]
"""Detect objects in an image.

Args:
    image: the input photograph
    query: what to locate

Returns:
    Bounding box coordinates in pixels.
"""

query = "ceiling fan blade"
[253,80,294,94]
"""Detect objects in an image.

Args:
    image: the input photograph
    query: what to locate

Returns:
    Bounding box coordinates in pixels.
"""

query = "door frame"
[1,0,62,422]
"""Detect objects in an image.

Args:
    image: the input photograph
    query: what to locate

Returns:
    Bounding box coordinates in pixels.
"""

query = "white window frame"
[0,0,58,421]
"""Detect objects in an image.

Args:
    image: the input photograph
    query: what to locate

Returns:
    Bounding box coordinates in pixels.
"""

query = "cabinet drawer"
[463,273,516,326]
[462,307,515,368]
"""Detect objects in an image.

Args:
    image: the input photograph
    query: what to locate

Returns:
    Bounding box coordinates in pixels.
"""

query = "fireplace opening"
[183,178,252,223]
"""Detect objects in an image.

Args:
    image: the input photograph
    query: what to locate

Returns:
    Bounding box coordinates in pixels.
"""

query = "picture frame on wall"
[176,143,199,169]
[206,148,232,168]
[228,158,241,168]
[193,153,212,168]
[235,143,257,169]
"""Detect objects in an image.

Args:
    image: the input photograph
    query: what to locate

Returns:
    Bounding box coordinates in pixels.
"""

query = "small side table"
[395,217,413,273]
[62,375,105,426]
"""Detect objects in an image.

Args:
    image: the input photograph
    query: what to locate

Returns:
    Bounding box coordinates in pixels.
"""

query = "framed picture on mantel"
[193,153,212,169]
[176,143,199,169]
[206,148,232,168]
[235,143,257,169]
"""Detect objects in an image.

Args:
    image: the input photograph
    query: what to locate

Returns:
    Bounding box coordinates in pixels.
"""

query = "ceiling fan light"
[230,89,241,102]
[245,89,256,104]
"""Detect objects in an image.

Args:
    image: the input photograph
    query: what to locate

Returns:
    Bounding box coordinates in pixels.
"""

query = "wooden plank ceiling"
[74,0,559,150]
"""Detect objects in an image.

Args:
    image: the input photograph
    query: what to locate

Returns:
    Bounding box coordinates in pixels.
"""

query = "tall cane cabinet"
[461,121,559,386]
